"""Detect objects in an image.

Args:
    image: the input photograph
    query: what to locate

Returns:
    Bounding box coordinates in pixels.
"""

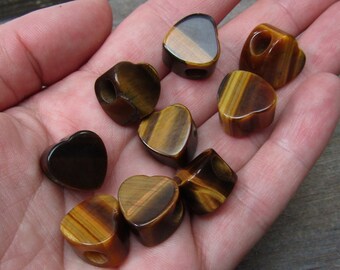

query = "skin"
[0,0,339,269]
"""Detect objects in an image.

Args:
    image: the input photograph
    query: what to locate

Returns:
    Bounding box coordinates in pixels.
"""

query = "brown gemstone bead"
[95,61,161,125]
[217,70,277,137]
[60,195,130,268]
[240,23,305,89]
[175,149,237,215]
[40,130,107,190]
[138,104,197,167]
[163,13,220,79]
[118,175,184,247]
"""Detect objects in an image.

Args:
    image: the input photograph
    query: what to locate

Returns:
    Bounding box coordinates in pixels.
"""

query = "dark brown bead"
[40,130,107,190]
[138,104,197,167]
[95,61,161,125]
[240,23,305,89]
[118,175,184,247]
[163,13,220,79]
[217,70,277,137]
[60,195,130,268]
[175,149,237,215]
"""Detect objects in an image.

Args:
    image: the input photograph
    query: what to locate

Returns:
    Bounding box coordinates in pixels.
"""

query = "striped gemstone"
[240,23,305,89]
[95,61,160,125]
[138,104,197,167]
[163,13,220,79]
[175,149,237,215]
[118,175,184,246]
[217,70,277,137]
[60,195,129,267]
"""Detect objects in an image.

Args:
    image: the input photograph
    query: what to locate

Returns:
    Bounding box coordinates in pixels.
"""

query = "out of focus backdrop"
[0,1,339,269]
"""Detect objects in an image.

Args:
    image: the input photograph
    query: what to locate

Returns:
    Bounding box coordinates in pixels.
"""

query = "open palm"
[1,0,339,269]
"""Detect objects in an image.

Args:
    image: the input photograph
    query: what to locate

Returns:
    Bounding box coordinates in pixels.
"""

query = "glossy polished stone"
[163,13,220,79]
[218,70,277,137]
[95,61,161,125]
[138,104,197,167]
[60,195,130,268]
[240,23,305,89]
[118,175,184,247]
[175,149,237,215]
[40,130,107,190]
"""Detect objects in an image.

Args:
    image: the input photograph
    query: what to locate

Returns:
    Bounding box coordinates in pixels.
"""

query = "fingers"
[83,0,240,76]
[300,2,340,75]
[193,73,340,269]
[265,1,340,122]
[217,0,338,71]
[0,0,112,111]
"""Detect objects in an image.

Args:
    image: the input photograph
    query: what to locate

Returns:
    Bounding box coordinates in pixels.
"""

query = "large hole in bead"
[99,79,116,104]
[185,69,207,78]
[84,251,108,265]
[250,31,272,55]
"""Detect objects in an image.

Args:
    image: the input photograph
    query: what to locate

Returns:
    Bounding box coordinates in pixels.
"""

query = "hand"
[0,0,339,269]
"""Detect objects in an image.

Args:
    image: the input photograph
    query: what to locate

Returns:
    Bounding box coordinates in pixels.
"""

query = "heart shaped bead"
[60,195,130,268]
[95,61,161,125]
[217,70,277,137]
[40,130,107,190]
[138,104,197,167]
[240,23,305,89]
[163,13,220,79]
[175,149,237,215]
[118,175,184,247]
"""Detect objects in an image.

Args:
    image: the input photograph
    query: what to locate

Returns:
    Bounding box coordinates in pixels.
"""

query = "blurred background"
[0,1,339,269]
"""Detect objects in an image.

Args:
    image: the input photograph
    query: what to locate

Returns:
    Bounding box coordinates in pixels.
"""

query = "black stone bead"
[40,130,107,190]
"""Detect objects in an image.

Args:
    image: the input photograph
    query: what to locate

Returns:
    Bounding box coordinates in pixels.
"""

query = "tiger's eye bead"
[40,130,107,190]
[60,195,130,268]
[163,13,220,79]
[118,175,184,247]
[95,61,161,125]
[240,23,305,89]
[175,149,237,215]
[138,104,197,167]
[218,70,277,137]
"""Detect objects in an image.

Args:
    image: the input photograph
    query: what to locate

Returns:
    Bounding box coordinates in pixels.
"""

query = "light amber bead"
[138,104,197,167]
[217,70,277,137]
[95,61,160,125]
[60,195,129,268]
[240,23,305,89]
[118,175,184,247]
[175,149,237,215]
[163,13,220,79]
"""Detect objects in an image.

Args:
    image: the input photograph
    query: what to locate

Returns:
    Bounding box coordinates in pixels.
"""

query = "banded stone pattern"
[60,195,129,267]
[175,149,237,215]
[240,23,305,89]
[138,104,197,167]
[95,61,160,125]
[118,175,184,246]
[163,13,220,79]
[218,70,277,137]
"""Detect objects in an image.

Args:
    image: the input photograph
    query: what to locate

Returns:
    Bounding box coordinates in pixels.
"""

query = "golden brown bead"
[217,70,277,137]
[60,195,129,268]
[240,23,305,89]
[95,61,161,125]
[138,104,197,167]
[118,175,184,247]
[175,149,237,215]
[163,13,220,79]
